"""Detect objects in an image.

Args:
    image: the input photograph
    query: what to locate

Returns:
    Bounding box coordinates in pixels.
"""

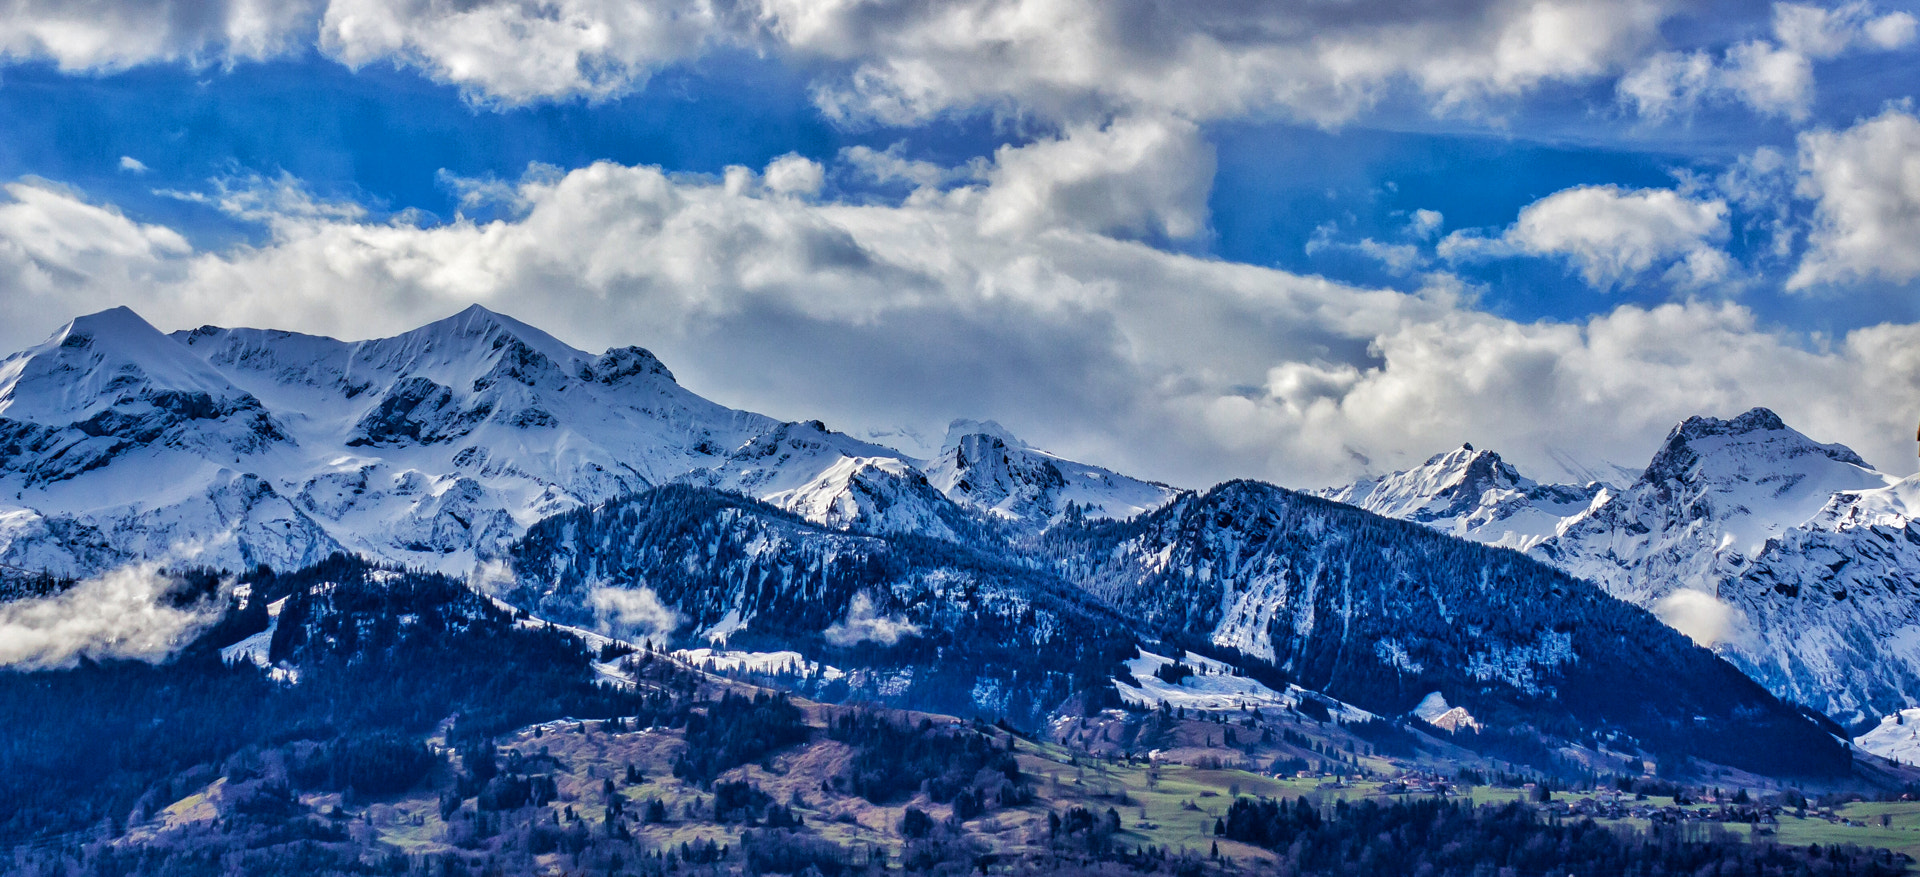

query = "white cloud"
[1774,1,1916,58]
[318,0,722,105]
[118,156,149,174]
[1408,209,1444,240]
[1441,184,1730,289]
[842,143,967,192]
[0,181,193,339]
[0,0,318,71]
[1790,107,1920,289]
[0,563,225,669]
[976,116,1214,240]
[762,153,825,199]
[0,0,1688,123]
[1224,299,1920,485]
[822,592,919,646]
[1619,2,1916,122]
[588,585,680,646]
[1652,588,1741,647]
[1305,224,1427,275]
[789,0,1675,126]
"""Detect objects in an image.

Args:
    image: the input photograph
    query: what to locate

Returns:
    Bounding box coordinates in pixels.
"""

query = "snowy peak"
[584,346,675,386]
[1330,443,1533,521]
[1612,406,1889,561]
[940,418,1028,453]
[927,422,1178,526]
[1640,407,1873,492]
[0,307,266,425]
[1318,444,1601,550]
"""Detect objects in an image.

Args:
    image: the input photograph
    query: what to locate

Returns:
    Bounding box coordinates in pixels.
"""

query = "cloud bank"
[1,107,1918,491]
[0,0,1815,126]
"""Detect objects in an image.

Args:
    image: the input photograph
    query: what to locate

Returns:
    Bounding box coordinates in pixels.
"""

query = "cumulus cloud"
[762,153,825,199]
[1789,107,1920,289]
[318,0,724,105]
[0,563,226,669]
[822,593,920,646]
[118,156,149,174]
[1619,2,1916,122]
[0,0,318,71]
[976,116,1214,240]
[0,0,1688,123]
[1441,185,1730,290]
[588,585,680,646]
[1652,588,1741,647]
[0,181,193,340]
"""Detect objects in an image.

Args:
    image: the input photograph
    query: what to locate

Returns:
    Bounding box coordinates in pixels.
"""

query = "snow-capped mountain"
[0,306,1162,577]
[1316,444,1603,550]
[1535,408,1892,607]
[1332,408,1918,727]
[925,419,1178,526]
[1039,480,1847,777]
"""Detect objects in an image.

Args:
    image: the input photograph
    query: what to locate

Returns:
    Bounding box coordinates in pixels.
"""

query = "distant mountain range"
[0,306,1173,577]
[0,306,1908,775]
[1318,408,1920,731]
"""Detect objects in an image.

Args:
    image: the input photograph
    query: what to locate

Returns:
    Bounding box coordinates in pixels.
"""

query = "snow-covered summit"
[925,421,1179,526]
[1538,407,1892,604]
[940,418,1028,453]
[1316,444,1602,550]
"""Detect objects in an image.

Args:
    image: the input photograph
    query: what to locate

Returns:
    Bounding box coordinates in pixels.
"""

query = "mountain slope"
[1040,480,1849,777]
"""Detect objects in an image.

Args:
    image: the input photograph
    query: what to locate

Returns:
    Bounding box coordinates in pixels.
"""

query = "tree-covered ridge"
[504,484,1138,726]
[1040,480,1849,777]
[0,555,652,842]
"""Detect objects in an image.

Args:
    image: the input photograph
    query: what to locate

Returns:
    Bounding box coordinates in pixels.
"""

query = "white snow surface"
[1118,648,1372,720]
[674,647,845,681]
[1411,691,1481,732]
[1855,709,1920,765]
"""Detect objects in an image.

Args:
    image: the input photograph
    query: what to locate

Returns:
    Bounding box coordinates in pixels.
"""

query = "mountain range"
[0,306,1174,578]
[0,305,1910,774]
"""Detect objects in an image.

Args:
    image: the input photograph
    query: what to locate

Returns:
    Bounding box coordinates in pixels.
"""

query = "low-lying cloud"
[1652,588,1740,647]
[823,593,920,647]
[0,563,226,670]
[589,585,680,647]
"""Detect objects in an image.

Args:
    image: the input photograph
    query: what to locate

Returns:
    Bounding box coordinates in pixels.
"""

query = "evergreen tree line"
[1219,795,1910,877]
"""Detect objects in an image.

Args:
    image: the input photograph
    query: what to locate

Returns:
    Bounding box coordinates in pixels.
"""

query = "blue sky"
[1,0,1918,488]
